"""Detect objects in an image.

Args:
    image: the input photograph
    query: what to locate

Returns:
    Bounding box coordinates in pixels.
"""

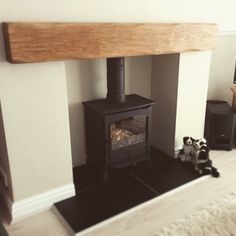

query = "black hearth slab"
[82,94,155,115]
[133,159,200,194]
[55,175,157,233]
[73,147,172,192]
[73,164,104,192]
[73,163,151,193]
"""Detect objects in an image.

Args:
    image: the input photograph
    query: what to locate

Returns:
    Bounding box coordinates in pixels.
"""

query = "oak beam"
[2,22,218,63]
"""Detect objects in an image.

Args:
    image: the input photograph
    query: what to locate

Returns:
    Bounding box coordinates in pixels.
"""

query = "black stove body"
[83,57,155,179]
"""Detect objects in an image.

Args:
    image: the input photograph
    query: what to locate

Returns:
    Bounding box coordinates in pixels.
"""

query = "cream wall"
[0,62,73,201]
[0,103,13,201]
[151,52,212,156]
[208,35,236,104]
[0,0,235,31]
[65,60,106,166]
[151,54,180,157]
[175,51,212,149]
[0,0,235,205]
[0,2,75,202]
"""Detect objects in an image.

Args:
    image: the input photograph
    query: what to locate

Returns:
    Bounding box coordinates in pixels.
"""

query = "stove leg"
[103,167,109,181]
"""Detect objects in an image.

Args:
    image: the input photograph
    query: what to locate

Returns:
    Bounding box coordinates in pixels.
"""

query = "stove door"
[105,107,152,168]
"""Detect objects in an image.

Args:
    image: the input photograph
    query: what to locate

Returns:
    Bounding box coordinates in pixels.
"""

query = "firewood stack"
[110,117,146,150]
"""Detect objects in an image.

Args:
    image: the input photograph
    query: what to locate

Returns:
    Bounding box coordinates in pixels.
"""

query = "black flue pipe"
[106,57,126,104]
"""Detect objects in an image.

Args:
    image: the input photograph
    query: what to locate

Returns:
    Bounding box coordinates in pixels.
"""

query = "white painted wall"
[0,0,235,210]
[0,1,75,204]
[0,62,73,201]
[208,35,236,104]
[0,0,235,31]
[151,52,212,155]
[0,103,13,202]
[65,59,107,166]
[175,51,212,150]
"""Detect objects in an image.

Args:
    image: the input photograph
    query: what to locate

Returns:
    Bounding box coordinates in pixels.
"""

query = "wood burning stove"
[83,57,155,179]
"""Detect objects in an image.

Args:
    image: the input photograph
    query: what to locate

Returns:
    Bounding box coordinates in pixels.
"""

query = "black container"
[204,100,236,150]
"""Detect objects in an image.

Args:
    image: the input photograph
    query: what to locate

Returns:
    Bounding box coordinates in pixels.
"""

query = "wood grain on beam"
[2,22,218,63]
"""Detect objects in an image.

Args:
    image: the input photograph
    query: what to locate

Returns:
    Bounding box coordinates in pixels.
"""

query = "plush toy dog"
[179,137,220,177]
[178,136,195,162]
[192,138,220,177]
[192,138,207,150]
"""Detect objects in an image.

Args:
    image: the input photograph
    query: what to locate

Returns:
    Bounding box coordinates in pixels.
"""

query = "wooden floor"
[3,149,236,236]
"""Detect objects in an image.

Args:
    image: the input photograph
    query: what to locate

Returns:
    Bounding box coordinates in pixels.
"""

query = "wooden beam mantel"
[2,22,218,64]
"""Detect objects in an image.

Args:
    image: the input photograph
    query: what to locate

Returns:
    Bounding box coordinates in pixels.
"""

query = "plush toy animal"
[192,138,220,177]
[192,138,207,150]
[178,136,195,162]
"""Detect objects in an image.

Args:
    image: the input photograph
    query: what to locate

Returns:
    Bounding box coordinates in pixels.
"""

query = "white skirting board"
[11,183,75,223]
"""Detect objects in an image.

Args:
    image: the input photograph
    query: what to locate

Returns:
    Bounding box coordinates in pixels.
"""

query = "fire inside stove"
[110,115,146,151]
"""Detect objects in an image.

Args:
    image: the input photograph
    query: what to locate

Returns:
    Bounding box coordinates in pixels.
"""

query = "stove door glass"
[110,115,146,151]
